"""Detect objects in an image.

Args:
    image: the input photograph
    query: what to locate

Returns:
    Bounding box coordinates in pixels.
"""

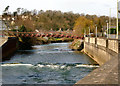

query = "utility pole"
[116,0,119,39]
[109,8,111,38]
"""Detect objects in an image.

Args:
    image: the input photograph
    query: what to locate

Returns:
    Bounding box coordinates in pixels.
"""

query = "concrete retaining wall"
[75,37,119,84]
[84,37,118,65]
[1,37,18,61]
[97,38,107,47]
[108,39,118,53]
[90,37,95,44]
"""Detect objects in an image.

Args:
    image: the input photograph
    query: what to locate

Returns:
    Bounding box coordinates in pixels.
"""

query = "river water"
[1,42,99,84]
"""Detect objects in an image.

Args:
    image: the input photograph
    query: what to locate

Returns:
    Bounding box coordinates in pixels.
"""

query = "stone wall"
[84,37,119,65]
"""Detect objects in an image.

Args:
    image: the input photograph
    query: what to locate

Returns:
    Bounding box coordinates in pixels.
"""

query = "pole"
[107,23,109,38]
[84,29,86,37]
[109,8,111,38]
[116,0,119,39]
[89,27,91,37]
[2,16,3,37]
[95,25,98,47]
[96,26,97,38]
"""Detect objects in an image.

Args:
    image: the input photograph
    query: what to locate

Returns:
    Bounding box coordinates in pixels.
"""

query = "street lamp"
[106,20,109,38]
[2,15,3,37]
[95,25,97,38]
[116,0,119,39]
[109,8,111,38]
[89,27,91,37]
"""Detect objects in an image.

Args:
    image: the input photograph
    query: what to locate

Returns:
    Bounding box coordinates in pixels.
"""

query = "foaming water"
[2,42,98,84]
[1,63,99,68]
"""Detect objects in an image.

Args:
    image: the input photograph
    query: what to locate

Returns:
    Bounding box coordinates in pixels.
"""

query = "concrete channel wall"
[75,37,119,84]
[1,37,18,61]
[84,37,118,65]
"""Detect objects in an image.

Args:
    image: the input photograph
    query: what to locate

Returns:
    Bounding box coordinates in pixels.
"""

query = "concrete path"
[0,37,8,47]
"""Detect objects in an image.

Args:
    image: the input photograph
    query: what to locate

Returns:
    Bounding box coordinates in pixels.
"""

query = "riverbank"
[69,39,84,51]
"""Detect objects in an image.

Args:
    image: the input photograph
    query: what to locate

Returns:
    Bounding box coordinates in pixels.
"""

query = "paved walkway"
[0,37,8,47]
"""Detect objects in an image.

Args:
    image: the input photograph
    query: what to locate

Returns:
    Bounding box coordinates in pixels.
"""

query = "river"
[1,42,99,84]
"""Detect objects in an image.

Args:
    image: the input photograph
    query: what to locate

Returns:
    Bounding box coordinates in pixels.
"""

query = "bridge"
[3,31,84,39]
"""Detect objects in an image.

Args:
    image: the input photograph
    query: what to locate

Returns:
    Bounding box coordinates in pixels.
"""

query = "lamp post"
[95,25,98,47]
[116,0,119,39]
[96,25,97,38]
[106,20,109,38]
[2,15,3,37]
[107,22,109,38]
[109,8,111,38]
[89,27,91,37]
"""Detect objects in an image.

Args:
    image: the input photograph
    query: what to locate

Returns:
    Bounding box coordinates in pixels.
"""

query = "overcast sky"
[0,0,118,17]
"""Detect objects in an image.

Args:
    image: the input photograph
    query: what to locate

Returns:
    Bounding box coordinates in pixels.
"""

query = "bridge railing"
[5,31,84,39]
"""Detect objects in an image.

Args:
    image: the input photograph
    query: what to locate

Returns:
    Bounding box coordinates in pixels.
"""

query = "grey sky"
[0,0,118,17]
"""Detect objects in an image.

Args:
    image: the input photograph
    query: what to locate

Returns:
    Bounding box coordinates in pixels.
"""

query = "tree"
[3,6,10,17]
[4,6,10,13]
[18,25,27,32]
[3,7,116,34]
[73,16,94,36]
[13,11,17,17]
[17,8,21,15]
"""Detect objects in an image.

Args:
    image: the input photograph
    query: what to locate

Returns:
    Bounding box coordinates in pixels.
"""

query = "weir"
[75,37,119,84]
